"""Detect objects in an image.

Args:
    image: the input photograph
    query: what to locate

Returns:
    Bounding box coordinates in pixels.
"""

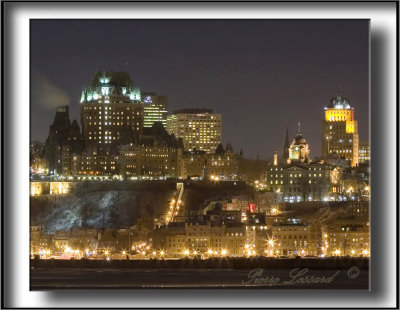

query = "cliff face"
[30,183,175,233]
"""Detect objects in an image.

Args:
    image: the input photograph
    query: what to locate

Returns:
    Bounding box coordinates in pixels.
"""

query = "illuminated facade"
[358,142,370,164]
[119,122,183,178]
[322,219,369,257]
[30,142,47,174]
[142,92,168,128]
[30,182,76,196]
[80,71,144,153]
[167,108,222,153]
[287,123,310,164]
[179,143,238,180]
[322,90,359,167]
[266,139,333,201]
[119,145,181,179]
[74,153,119,176]
[269,221,321,257]
[30,226,52,256]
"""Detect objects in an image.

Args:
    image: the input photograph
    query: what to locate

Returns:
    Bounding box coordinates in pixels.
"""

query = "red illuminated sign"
[249,203,255,213]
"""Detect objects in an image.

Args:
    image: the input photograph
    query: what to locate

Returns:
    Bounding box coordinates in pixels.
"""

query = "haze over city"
[31,19,369,159]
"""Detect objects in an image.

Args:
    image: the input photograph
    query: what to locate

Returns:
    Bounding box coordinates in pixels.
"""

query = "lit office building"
[80,71,144,153]
[167,108,222,153]
[358,142,370,164]
[142,92,168,128]
[321,89,359,167]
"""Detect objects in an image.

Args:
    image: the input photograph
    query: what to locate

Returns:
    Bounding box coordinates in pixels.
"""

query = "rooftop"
[173,108,213,115]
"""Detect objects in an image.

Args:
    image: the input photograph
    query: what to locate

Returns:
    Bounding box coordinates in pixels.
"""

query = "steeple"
[297,122,301,134]
[283,128,289,160]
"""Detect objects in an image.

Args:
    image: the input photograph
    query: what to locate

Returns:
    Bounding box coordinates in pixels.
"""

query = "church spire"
[283,128,289,160]
[297,122,301,134]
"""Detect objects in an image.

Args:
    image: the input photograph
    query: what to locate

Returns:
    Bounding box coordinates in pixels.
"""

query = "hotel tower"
[321,89,359,167]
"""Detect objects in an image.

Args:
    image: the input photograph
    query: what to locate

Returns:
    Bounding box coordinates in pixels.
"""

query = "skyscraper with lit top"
[80,71,144,153]
[321,89,359,167]
[142,92,168,128]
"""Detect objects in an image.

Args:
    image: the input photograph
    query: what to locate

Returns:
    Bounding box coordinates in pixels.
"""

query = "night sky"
[31,20,369,159]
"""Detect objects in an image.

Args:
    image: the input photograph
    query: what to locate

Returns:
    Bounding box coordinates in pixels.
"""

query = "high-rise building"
[358,142,370,164]
[321,90,359,167]
[167,108,222,153]
[80,71,144,153]
[142,92,168,128]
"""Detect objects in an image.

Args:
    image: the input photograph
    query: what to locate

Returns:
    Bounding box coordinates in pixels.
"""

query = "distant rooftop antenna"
[337,84,342,98]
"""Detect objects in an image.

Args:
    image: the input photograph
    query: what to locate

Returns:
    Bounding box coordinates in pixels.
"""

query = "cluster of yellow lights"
[325,109,355,133]
[206,249,228,256]
[254,180,267,190]
[325,109,353,122]
[244,243,257,256]
[64,247,84,255]
[36,249,51,256]
[270,208,279,215]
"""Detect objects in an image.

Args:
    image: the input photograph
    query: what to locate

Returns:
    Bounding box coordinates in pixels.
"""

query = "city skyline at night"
[31,20,369,159]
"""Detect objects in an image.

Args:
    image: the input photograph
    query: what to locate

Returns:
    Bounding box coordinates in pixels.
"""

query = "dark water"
[30,268,369,289]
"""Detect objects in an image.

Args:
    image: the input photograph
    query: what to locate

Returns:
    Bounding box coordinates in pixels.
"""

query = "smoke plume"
[31,70,70,109]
